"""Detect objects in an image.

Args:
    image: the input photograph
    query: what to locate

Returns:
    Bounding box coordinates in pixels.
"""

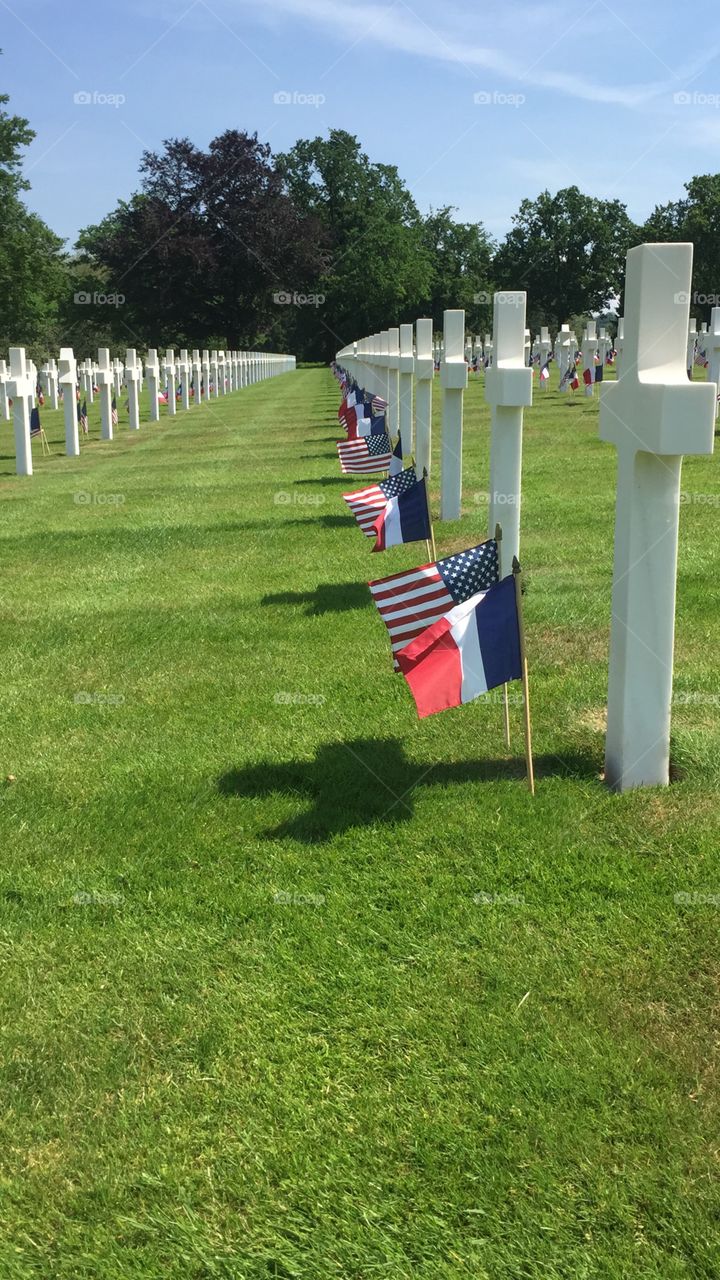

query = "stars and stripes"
[343,466,418,537]
[78,399,88,434]
[111,397,119,427]
[337,432,392,475]
[368,539,500,669]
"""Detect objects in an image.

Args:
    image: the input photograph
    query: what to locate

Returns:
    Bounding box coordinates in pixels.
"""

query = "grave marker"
[600,242,715,790]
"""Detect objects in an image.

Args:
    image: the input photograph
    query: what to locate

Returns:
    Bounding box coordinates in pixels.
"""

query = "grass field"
[0,365,719,1278]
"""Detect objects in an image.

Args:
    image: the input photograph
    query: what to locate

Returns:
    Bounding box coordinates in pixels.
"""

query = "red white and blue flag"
[343,466,418,537]
[397,575,522,718]
[111,397,118,426]
[30,406,41,437]
[369,539,500,669]
[371,474,431,552]
[337,432,392,475]
[389,431,403,476]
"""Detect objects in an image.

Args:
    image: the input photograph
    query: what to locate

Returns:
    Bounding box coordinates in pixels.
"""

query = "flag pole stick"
[423,467,437,561]
[495,523,511,749]
[512,555,535,796]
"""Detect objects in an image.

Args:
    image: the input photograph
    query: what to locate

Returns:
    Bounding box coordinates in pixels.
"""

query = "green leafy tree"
[0,75,66,353]
[76,131,328,351]
[277,130,433,359]
[493,186,637,332]
[642,174,720,324]
[420,207,495,336]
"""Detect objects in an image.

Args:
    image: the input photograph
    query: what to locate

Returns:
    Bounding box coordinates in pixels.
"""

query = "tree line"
[4,83,720,362]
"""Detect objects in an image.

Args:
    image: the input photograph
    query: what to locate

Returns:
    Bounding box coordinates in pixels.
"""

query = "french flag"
[371,476,431,552]
[582,367,593,386]
[397,575,521,718]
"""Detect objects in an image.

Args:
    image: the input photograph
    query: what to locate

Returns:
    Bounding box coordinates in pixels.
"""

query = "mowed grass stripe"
[0,366,718,1278]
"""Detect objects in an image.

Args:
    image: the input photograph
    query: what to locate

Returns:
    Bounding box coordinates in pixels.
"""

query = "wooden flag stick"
[495,523,511,749]
[423,467,437,560]
[512,555,535,796]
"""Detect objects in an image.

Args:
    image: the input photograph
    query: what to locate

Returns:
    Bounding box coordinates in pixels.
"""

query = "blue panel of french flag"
[371,476,431,551]
[397,575,522,717]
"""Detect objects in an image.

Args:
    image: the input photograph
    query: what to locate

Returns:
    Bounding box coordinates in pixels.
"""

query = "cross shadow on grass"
[262,582,370,614]
[294,477,349,487]
[218,738,600,842]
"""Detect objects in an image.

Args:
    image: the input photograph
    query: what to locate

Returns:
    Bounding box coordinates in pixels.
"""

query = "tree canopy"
[5,75,720,357]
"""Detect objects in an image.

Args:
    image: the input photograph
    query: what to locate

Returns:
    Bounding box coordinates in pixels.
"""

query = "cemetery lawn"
[1,366,720,1280]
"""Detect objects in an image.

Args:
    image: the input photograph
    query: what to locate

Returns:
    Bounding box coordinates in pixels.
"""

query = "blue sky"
[4,0,720,247]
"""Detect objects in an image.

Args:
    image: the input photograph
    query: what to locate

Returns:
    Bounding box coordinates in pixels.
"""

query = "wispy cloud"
[225,0,720,107]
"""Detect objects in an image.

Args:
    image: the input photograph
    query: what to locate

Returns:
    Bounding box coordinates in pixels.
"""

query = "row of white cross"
[337,243,717,795]
[2,345,296,476]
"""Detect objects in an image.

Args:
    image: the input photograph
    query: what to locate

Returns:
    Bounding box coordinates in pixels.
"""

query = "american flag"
[111,397,118,426]
[30,406,41,437]
[369,539,500,669]
[337,432,392,475]
[36,382,45,406]
[343,466,418,537]
[371,395,387,416]
[78,400,88,434]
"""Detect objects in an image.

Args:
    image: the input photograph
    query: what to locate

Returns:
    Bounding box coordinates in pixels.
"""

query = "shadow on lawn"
[262,582,369,614]
[218,738,600,841]
[294,477,349,487]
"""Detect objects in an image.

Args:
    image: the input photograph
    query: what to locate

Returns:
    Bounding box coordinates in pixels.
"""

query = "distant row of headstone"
[336,243,717,795]
[0,346,296,477]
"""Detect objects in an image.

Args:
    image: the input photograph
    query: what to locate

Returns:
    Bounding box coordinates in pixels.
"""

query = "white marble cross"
[387,330,400,436]
[96,347,114,441]
[398,324,414,454]
[686,318,697,375]
[125,348,141,430]
[202,349,210,401]
[0,360,10,421]
[582,320,597,397]
[210,349,219,398]
[179,349,191,410]
[484,292,533,572]
[146,348,161,422]
[707,307,720,419]
[414,318,434,476]
[59,348,80,454]
[166,348,177,416]
[539,325,551,370]
[615,317,624,377]
[439,309,468,521]
[600,242,715,790]
[7,347,34,475]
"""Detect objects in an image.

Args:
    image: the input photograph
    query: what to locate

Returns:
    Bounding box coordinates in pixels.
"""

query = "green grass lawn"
[0,366,719,1278]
